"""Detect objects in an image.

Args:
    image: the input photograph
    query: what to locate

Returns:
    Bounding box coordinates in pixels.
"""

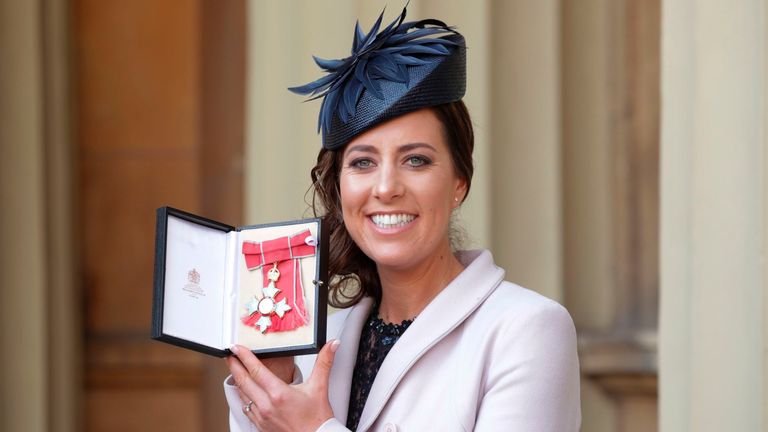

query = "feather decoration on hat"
[288,3,459,136]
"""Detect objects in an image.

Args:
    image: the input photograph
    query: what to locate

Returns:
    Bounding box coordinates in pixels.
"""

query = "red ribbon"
[241,229,315,332]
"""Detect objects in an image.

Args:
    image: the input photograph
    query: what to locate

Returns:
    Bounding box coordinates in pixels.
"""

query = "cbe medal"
[245,263,292,333]
[241,230,315,333]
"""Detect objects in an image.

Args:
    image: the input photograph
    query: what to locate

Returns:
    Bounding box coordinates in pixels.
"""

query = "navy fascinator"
[289,4,466,150]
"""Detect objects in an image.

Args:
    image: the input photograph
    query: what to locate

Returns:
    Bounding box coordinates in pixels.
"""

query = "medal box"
[151,207,328,358]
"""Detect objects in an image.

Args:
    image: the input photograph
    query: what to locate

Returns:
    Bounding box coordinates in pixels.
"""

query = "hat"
[289,5,466,150]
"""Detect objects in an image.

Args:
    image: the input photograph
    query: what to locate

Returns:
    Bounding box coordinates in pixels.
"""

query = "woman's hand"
[226,340,340,432]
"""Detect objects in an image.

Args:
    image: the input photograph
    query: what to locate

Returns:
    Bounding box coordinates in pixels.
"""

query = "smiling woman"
[223,5,580,432]
[340,108,466,307]
[314,104,473,309]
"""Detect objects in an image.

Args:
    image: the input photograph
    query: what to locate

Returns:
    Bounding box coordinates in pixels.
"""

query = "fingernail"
[330,340,340,353]
[230,345,239,354]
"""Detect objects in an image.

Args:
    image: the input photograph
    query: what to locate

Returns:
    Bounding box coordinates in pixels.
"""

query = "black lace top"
[345,306,414,431]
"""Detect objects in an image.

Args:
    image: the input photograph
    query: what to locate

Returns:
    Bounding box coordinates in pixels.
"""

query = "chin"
[354,240,409,266]
[360,238,439,271]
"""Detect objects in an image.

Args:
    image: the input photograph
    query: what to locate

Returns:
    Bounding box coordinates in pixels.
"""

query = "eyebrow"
[344,142,438,156]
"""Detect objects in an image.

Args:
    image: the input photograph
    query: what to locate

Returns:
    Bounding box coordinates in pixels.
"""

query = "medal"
[241,230,315,333]
[244,263,292,333]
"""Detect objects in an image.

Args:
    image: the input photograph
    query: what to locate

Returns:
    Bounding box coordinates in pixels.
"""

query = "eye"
[349,158,374,169]
[406,155,431,167]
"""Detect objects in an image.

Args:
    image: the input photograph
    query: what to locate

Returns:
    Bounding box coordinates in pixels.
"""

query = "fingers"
[226,354,271,405]
[226,343,336,431]
[237,389,264,425]
[307,339,340,389]
[229,345,286,394]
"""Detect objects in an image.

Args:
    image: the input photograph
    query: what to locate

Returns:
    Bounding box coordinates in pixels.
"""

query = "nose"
[373,163,405,202]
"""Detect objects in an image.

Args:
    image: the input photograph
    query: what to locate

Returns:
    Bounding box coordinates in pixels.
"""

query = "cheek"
[339,174,364,218]
[424,176,459,211]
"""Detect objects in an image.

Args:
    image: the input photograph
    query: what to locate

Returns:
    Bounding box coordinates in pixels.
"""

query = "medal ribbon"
[241,229,315,332]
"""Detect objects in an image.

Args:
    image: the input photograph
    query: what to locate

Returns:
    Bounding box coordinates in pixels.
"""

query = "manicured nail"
[330,340,340,353]
[230,345,239,354]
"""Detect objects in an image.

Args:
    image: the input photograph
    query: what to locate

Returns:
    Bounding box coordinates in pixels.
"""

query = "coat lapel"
[328,296,374,424]
[356,250,505,431]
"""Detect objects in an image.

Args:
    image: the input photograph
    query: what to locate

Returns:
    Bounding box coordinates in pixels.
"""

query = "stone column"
[0,1,48,431]
[659,0,767,430]
[489,0,563,302]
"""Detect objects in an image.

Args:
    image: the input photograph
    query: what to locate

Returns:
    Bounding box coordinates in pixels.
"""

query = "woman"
[224,6,580,431]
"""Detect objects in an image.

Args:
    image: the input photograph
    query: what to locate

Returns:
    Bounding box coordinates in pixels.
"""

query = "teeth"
[371,213,415,228]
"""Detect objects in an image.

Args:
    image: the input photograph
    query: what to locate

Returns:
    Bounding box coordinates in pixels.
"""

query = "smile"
[370,213,416,229]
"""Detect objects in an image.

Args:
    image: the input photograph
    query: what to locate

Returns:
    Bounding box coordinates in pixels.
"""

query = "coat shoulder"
[459,281,581,430]
[469,281,577,344]
[487,281,572,317]
[327,307,354,338]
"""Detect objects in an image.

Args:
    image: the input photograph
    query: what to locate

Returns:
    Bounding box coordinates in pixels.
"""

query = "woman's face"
[339,108,467,271]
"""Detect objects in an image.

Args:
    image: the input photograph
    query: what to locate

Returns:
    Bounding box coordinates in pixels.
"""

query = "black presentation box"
[151,207,328,358]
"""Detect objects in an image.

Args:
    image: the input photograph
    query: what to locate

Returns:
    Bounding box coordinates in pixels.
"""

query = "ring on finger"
[243,400,254,413]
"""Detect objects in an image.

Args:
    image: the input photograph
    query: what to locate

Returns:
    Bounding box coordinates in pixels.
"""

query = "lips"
[370,213,416,229]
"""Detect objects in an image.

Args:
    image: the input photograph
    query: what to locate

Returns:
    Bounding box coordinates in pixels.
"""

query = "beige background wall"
[1,0,79,431]
[659,0,767,430]
[0,1,48,430]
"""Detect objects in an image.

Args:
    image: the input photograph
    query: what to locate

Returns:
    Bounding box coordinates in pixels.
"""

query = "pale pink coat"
[224,250,581,431]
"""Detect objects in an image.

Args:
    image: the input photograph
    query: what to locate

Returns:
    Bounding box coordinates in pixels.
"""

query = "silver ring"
[243,400,254,413]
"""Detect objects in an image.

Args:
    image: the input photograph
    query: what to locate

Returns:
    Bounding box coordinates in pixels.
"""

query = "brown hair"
[310,101,474,308]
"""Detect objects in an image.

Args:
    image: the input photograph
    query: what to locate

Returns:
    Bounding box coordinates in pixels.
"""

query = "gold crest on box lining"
[183,268,205,298]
